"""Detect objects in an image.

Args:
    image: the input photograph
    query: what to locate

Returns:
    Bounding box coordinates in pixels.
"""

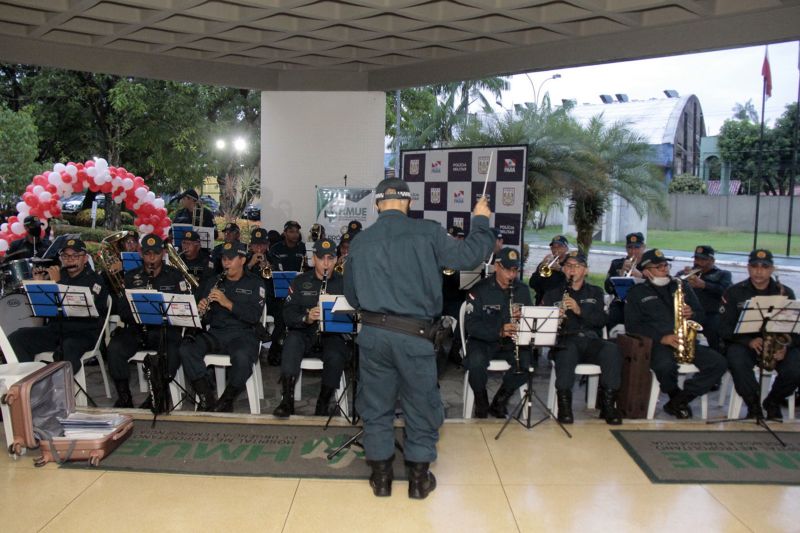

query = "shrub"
[668,174,706,194]
[75,208,105,226]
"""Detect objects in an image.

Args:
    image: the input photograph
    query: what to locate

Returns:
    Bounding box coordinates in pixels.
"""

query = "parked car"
[61,193,105,214]
[243,203,261,221]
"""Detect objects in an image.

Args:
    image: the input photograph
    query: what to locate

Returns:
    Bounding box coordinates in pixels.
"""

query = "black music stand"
[706,295,800,446]
[127,289,201,426]
[496,305,572,440]
[319,297,359,426]
[23,281,99,407]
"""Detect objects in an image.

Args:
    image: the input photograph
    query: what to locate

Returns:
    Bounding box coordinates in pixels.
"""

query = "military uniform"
[10,259,108,374]
[265,238,306,361]
[182,248,215,283]
[683,247,732,352]
[5,235,50,261]
[344,194,494,468]
[172,206,215,227]
[529,263,565,305]
[720,261,800,419]
[604,232,646,328]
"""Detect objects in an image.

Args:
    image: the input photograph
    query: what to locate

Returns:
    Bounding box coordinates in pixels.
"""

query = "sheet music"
[121,252,142,272]
[610,276,643,300]
[517,305,560,346]
[126,289,201,328]
[734,295,800,335]
[272,271,300,298]
[194,226,214,250]
[23,280,98,318]
[319,294,356,333]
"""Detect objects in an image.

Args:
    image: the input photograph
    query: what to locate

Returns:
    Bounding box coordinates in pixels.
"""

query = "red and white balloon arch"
[0,158,170,256]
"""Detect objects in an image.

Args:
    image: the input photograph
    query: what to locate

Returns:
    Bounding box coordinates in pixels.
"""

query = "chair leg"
[137,363,148,393]
[586,375,599,409]
[546,364,556,414]
[718,372,731,407]
[728,390,743,419]
[463,371,474,419]
[92,352,112,399]
[646,370,659,420]
[75,366,88,408]
[700,393,708,420]
[294,371,303,401]
[214,367,226,397]
[245,375,260,414]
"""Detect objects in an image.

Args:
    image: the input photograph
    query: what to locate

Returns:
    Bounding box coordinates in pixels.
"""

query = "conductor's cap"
[374,178,411,201]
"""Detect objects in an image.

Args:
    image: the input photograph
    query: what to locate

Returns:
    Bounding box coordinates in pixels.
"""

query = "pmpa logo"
[409,159,420,176]
[503,158,516,173]
[431,160,442,174]
[453,190,465,205]
[430,187,441,204]
[502,188,515,206]
[478,155,491,175]
[453,216,465,228]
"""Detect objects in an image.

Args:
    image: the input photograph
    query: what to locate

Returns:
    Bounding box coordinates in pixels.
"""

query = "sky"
[496,41,800,136]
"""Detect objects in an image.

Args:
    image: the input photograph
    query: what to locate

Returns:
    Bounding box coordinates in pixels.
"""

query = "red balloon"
[46,184,57,194]
[24,194,37,207]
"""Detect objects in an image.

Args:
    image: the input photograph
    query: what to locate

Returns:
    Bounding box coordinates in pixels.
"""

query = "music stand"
[23,280,99,406]
[706,295,800,446]
[272,271,299,299]
[127,289,202,425]
[609,276,642,301]
[319,296,358,426]
[496,305,573,440]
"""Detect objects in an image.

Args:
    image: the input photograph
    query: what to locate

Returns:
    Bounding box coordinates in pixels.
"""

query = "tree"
[0,104,42,209]
[433,76,509,119]
[668,173,706,194]
[718,117,783,194]
[731,99,759,122]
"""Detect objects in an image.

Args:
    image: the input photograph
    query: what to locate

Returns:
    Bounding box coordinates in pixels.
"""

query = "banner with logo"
[400,145,528,248]
[315,187,377,243]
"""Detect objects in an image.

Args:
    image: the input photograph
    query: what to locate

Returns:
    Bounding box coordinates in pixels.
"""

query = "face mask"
[650,276,671,287]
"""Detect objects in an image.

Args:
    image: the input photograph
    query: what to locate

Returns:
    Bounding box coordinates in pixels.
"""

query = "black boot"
[763,395,783,420]
[473,389,490,418]
[314,385,336,416]
[598,388,622,425]
[556,389,573,424]
[267,342,282,366]
[113,380,133,408]
[743,395,764,419]
[366,455,394,497]
[191,377,216,412]
[214,386,242,412]
[273,375,296,418]
[488,387,514,418]
[663,389,693,419]
[406,461,437,500]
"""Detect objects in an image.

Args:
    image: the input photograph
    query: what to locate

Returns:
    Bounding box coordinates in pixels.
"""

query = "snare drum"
[1,259,32,294]
[0,292,43,337]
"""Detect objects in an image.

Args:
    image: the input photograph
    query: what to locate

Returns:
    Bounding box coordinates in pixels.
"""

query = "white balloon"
[114,194,124,204]
[43,210,51,218]
[53,163,66,173]
[145,192,155,203]
[1,223,7,232]
[32,185,44,195]
[48,172,61,185]
[18,206,30,218]
[95,158,108,170]
[122,178,134,190]
[138,224,148,233]
[0,240,8,253]
[39,191,52,203]
[65,164,78,177]
[87,167,97,178]
[154,198,165,209]
[16,201,26,212]
[134,187,147,199]
[11,222,24,235]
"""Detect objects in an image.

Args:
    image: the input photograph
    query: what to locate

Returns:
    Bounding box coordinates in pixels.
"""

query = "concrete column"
[260,91,386,229]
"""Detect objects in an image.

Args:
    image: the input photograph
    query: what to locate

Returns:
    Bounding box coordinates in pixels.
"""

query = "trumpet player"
[605,232,645,328]
[464,248,533,418]
[625,249,726,419]
[542,251,623,425]
[246,227,271,273]
[180,230,214,283]
[529,235,569,304]
[719,249,800,420]
[273,238,349,418]
[106,234,189,409]
[680,245,731,351]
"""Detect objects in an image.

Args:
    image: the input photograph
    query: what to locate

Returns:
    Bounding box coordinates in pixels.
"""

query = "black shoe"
[488,387,514,418]
[763,397,783,420]
[267,344,282,366]
[663,391,693,419]
[599,388,622,425]
[213,386,242,413]
[273,375,296,418]
[314,385,336,416]
[367,455,394,497]
[406,461,436,500]
[191,378,217,412]
[556,389,573,424]
[473,389,489,418]
[743,395,764,419]
[113,380,133,408]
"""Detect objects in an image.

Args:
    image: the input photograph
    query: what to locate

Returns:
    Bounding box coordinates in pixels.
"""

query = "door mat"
[61,419,406,479]
[612,429,800,484]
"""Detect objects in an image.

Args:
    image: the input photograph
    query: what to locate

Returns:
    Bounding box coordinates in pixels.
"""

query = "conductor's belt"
[359,311,434,340]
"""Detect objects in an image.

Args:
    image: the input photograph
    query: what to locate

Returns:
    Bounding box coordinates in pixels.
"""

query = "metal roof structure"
[0,1,798,91]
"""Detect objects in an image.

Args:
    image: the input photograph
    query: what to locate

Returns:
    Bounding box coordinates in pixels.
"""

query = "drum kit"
[0,257,43,337]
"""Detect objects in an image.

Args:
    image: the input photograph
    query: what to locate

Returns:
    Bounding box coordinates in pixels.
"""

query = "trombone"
[538,255,560,278]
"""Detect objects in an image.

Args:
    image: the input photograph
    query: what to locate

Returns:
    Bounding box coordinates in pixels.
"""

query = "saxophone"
[673,278,703,364]
[760,277,792,370]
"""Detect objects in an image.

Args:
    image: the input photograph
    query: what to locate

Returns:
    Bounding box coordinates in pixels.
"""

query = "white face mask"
[650,276,671,287]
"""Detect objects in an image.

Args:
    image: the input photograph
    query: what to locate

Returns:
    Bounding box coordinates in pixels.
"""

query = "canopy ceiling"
[0,0,798,90]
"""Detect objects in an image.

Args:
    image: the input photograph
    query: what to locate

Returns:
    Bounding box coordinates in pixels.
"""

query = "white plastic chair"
[646,363,709,419]
[545,361,602,416]
[724,367,795,420]
[34,295,113,407]
[294,357,349,417]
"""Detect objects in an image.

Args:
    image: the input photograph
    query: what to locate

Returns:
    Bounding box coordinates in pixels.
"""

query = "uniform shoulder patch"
[92,283,101,295]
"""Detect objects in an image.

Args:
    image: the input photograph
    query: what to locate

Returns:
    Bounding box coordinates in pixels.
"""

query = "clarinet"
[509,287,523,374]
[312,268,328,346]
[200,270,227,328]
[558,276,573,332]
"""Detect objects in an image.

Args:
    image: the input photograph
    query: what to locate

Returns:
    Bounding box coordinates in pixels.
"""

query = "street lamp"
[525,73,562,107]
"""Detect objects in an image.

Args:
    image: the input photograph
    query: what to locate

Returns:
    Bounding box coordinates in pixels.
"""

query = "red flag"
[762,48,772,98]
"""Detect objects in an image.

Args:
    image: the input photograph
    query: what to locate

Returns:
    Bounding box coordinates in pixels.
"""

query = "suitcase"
[616,334,653,419]
[2,361,133,467]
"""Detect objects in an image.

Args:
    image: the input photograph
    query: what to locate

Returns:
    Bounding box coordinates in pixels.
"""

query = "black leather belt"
[359,310,434,340]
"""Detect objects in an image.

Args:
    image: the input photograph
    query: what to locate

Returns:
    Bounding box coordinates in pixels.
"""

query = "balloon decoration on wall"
[0,158,170,256]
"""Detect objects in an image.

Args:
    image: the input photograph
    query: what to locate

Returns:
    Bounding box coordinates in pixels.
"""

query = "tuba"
[94,230,129,295]
[166,243,199,291]
[673,278,703,364]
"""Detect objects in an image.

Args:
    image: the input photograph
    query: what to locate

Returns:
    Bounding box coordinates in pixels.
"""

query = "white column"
[260,91,386,229]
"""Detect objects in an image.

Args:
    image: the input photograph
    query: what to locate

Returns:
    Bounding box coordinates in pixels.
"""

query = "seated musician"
[542,251,623,425]
[464,247,532,418]
[719,249,800,420]
[273,238,349,417]
[604,232,645,329]
[4,216,51,262]
[529,235,569,305]
[680,245,732,352]
[211,222,241,273]
[121,231,140,253]
[624,249,726,419]
[179,230,215,282]
[246,227,271,276]
[180,242,265,412]
[171,188,215,229]
[9,238,109,374]
[107,234,190,409]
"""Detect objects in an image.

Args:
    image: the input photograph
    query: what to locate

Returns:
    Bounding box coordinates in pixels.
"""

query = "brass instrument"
[678,267,702,281]
[166,243,199,291]
[538,255,560,278]
[335,257,346,275]
[94,230,130,295]
[442,267,455,276]
[252,252,272,279]
[760,333,791,371]
[622,255,637,277]
[673,278,703,364]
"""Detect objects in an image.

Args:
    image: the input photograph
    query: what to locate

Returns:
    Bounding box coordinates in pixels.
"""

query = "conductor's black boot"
[113,380,133,408]
[556,389,573,424]
[599,388,623,425]
[214,386,242,413]
[473,389,490,418]
[273,375,296,418]
[314,385,336,416]
[743,395,764,419]
[763,395,783,420]
[191,378,216,412]
[406,461,437,500]
[367,455,394,497]
[488,387,514,418]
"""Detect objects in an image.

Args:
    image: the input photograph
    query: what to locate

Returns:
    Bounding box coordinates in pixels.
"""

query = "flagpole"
[754,47,771,250]
[787,41,800,256]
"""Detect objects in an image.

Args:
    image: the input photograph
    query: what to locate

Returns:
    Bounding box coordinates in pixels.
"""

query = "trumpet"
[538,255,560,278]
[678,267,702,281]
[622,255,638,277]
[334,257,346,275]
[252,253,272,279]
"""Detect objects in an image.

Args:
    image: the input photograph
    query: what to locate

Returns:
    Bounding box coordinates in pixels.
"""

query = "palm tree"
[732,99,759,122]
[433,76,509,117]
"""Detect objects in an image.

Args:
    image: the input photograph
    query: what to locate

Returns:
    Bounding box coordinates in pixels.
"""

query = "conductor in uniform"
[719,249,800,420]
[344,177,493,500]
[464,247,532,418]
[624,249,726,419]
[273,238,349,417]
[107,234,190,409]
[543,251,623,425]
[180,241,265,412]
